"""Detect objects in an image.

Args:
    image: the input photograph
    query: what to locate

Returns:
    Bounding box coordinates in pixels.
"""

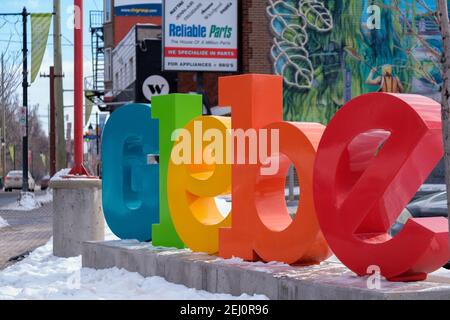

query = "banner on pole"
[8,145,14,163]
[31,13,52,83]
[40,153,47,167]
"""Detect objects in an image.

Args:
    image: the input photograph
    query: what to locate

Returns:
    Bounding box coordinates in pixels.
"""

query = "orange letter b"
[219,74,331,265]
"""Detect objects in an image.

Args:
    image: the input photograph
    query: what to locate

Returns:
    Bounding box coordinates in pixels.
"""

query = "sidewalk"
[0,203,52,270]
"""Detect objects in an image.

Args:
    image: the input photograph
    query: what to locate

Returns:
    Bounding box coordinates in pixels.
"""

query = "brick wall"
[177,0,274,107]
[241,0,273,74]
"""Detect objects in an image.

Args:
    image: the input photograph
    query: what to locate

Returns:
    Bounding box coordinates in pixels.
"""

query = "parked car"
[3,171,36,192]
[40,175,50,191]
[412,184,446,202]
[390,192,449,270]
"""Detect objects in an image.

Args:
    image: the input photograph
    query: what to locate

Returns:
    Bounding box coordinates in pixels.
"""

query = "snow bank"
[0,216,8,229]
[36,190,53,205]
[0,220,266,300]
[17,193,40,211]
[0,191,53,212]
[0,238,267,300]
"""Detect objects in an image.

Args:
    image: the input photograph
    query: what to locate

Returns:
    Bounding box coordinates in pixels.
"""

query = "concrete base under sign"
[51,178,104,258]
[82,241,450,300]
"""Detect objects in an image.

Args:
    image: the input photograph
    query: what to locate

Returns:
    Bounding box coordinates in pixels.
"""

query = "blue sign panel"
[115,0,162,17]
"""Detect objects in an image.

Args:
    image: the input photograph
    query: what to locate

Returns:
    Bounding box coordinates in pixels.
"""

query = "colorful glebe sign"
[102,74,450,282]
[115,0,162,17]
[163,0,238,72]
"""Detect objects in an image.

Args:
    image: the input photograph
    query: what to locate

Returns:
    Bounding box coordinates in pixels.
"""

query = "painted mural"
[267,0,444,123]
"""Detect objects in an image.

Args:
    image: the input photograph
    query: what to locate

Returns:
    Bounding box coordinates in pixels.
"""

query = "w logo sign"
[143,75,170,102]
[149,84,165,95]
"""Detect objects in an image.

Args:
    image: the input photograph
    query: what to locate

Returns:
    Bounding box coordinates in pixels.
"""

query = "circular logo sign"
[142,75,170,102]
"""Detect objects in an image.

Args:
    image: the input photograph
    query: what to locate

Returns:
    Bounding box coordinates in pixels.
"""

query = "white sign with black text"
[163,0,238,72]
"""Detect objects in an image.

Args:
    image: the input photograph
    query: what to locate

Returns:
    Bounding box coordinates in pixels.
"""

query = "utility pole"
[53,0,66,172]
[22,7,29,192]
[41,66,64,176]
[1,53,5,183]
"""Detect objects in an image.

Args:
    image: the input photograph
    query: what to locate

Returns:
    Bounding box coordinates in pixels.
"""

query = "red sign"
[164,47,238,59]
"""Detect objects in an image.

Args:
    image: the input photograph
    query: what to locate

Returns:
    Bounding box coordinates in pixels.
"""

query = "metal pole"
[288,166,295,203]
[96,112,99,155]
[41,67,63,176]
[70,0,88,175]
[53,0,67,171]
[41,67,59,176]
[49,67,56,176]
[22,7,29,192]
[1,53,5,182]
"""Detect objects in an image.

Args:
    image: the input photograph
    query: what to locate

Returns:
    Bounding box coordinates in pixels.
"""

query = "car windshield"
[7,171,22,177]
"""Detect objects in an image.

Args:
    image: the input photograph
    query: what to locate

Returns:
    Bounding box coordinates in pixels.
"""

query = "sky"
[0,0,103,136]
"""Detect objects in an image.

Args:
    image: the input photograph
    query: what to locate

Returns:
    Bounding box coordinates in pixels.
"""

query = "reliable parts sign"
[163,0,238,72]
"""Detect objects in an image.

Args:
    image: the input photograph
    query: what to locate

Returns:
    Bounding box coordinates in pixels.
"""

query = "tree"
[437,0,450,244]
[1,46,49,181]
[1,48,21,179]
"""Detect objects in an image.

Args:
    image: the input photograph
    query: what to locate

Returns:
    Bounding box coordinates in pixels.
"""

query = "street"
[0,190,52,270]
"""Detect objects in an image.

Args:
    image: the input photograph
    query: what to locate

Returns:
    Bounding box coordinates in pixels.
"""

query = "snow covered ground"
[0,217,8,229]
[0,219,449,299]
[0,225,267,300]
[0,240,267,300]
[0,186,448,300]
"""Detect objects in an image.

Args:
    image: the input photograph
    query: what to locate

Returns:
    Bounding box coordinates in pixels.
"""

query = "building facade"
[99,0,275,110]
[92,0,446,184]
[98,0,444,123]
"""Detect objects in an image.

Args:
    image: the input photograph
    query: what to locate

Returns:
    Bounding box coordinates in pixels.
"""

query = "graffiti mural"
[267,0,444,124]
